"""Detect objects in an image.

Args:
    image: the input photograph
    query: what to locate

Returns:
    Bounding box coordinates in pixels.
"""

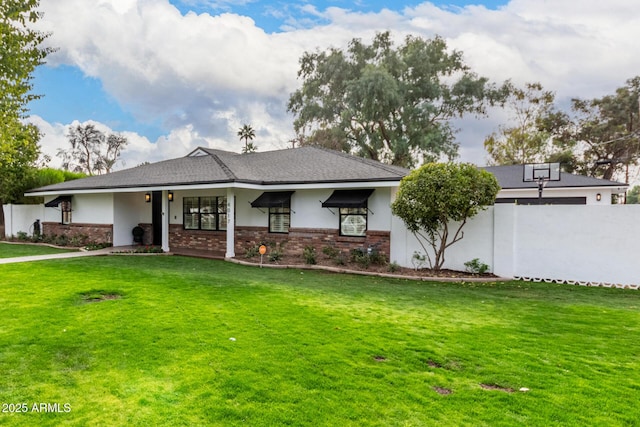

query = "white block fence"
[391,204,640,289]
[2,204,45,237]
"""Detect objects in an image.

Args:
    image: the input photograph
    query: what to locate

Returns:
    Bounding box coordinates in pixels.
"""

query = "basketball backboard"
[523,163,561,182]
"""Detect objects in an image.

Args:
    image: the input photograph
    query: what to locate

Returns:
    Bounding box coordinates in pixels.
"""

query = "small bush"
[322,245,340,259]
[388,261,400,273]
[411,251,428,270]
[350,248,370,269]
[54,234,69,247]
[245,246,259,258]
[370,250,387,266]
[333,254,346,266]
[303,246,317,265]
[269,249,283,263]
[69,234,89,247]
[85,242,112,251]
[464,258,490,274]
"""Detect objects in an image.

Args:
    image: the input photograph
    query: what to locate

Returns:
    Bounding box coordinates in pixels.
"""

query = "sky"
[27,0,640,171]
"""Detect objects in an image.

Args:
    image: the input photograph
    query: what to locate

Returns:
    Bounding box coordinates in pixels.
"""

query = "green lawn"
[0,242,77,258]
[0,255,639,426]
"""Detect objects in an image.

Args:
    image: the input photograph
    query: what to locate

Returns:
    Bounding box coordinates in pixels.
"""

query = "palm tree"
[237,124,256,153]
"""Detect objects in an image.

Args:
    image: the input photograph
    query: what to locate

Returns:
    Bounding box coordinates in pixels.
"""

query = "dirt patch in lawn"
[433,386,452,395]
[480,383,515,393]
[79,291,123,304]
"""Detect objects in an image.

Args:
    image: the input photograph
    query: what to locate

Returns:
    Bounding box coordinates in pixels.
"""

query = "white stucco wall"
[390,206,495,271]
[113,193,147,246]
[501,204,640,285]
[392,202,640,286]
[70,194,114,224]
[2,204,45,236]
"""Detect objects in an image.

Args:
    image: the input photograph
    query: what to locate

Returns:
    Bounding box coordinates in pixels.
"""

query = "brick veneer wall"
[138,223,154,246]
[234,226,390,259]
[169,224,226,253]
[43,222,113,244]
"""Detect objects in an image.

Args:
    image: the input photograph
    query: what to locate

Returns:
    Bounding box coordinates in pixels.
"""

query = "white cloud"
[34,0,640,167]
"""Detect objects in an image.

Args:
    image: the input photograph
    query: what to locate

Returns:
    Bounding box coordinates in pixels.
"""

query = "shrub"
[369,250,387,266]
[303,246,317,265]
[322,245,340,259]
[69,234,89,247]
[244,245,259,258]
[411,251,427,270]
[350,248,370,269]
[85,242,112,251]
[16,231,29,241]
[388,261,400,273]
[269,249,283,262]
[464,258,490,274]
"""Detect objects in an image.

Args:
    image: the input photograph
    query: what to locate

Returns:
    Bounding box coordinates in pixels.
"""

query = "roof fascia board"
[27,180,401,197]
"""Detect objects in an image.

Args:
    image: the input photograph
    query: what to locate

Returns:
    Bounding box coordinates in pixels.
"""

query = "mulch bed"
[238,253,499,281]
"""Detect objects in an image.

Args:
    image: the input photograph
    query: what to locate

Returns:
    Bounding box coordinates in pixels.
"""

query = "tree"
[484,82,572,165]
[237,124,257,153]
[288,31,508,168]
[626,185,640,204]
[58,124,128,175]
[391,163,500,270]
[0,0,52,239]
[15,168,85,204]
[568,77,640,181]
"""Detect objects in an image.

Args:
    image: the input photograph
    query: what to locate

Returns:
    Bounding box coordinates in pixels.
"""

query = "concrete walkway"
[0,247,115,265]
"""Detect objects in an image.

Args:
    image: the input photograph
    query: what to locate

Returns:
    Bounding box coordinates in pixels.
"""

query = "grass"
[0,253,639,426]
[0,242,77,258]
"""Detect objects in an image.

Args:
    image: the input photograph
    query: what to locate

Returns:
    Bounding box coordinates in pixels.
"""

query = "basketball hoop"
[523,163,561,204]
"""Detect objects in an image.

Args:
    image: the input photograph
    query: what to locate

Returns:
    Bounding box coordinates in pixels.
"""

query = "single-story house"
[483,165,628,205]
[27,148,629,261]
[27,147,409,258]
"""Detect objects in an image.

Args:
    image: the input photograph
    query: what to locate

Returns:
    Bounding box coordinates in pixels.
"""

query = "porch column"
[225,188,235,258]
[161,190,170,252]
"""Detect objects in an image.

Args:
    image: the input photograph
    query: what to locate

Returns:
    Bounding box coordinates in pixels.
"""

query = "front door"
[152,191,162,246]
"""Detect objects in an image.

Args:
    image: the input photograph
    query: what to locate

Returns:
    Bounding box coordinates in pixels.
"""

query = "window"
[250,191,294,234]
[61,200,72,225]
[183,196,227,231]
[269,207,290,233]
[339,207,367,237]
[321,189,373,237]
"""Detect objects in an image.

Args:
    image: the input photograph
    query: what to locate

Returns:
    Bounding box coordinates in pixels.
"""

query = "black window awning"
[45,195,72,208]
[322,189,374,208]
[250,191,294,208]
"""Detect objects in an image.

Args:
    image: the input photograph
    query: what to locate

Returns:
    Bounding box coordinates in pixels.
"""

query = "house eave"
[27,178,403,197]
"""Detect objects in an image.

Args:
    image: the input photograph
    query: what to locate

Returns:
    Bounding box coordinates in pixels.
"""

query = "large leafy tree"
[569,77,640,181]
[288,32,508,168]
[0,0,52,238]
[391,163,500,270]
[484,82,573,166]
[58,124,128,175]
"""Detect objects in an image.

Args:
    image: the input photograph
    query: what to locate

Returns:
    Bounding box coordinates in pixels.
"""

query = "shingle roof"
[29,146,410,193]
[482,165,627,189]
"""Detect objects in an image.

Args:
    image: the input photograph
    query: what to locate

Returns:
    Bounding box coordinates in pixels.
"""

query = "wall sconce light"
[145,193,151,203]
[168,191,174,202]
[596,193,602,202]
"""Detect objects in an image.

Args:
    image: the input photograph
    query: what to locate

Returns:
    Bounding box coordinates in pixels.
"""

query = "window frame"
[60,200,72,225]
[339,207,368,237]
[268,207,290,234]
[183,196,227,231]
